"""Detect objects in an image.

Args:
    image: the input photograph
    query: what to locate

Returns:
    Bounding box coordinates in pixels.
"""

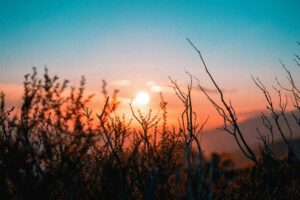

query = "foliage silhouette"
[0,42,299,199]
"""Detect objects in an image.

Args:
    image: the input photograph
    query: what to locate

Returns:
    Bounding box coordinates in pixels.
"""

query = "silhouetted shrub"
[0,41,299,199]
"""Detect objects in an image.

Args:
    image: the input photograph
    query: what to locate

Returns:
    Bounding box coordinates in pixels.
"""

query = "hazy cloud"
[112,80,131,87]
[194,86,237,94]
[146,81,163,93]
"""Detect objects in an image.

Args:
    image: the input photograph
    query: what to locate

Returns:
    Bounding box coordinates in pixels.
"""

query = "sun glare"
[135,91,150,106]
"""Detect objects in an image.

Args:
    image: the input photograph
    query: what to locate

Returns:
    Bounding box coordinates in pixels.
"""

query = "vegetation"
[0,41,299,199]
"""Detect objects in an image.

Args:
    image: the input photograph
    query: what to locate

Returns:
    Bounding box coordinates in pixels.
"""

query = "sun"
[135,91,150,106]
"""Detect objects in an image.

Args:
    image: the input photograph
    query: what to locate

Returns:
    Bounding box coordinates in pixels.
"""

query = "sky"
[0,0,300,128]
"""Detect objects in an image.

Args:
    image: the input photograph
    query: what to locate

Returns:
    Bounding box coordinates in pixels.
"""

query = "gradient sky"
[1,0,300,128]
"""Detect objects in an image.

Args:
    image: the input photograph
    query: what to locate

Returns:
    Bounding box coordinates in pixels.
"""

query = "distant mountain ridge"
[201,111,300,167]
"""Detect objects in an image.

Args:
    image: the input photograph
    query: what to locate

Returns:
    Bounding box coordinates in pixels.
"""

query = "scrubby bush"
[0,42,299,199]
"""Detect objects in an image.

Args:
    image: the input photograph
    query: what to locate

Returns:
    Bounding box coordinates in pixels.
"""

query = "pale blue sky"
[0,0,299,90]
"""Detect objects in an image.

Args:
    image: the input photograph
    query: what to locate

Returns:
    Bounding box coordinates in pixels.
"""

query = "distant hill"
[227,137,300,167]
[201,111,300,167]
